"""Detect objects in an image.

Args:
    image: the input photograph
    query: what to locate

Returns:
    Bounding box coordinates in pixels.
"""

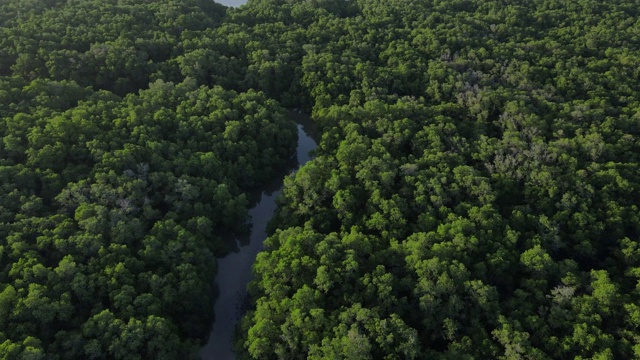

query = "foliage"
[235,0,640,358]
[3,0,640,358]
[0,1,297,357]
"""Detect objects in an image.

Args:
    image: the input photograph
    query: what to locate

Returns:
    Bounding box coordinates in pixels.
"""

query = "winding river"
[200,110,318,360]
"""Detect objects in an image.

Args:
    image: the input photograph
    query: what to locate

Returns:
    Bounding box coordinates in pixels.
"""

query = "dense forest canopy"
[0,0,298,358]
[1,0,640,359]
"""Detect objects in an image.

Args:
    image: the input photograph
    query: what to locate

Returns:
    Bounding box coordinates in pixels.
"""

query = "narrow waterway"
[215,0,247,7]
[200,110,317,360]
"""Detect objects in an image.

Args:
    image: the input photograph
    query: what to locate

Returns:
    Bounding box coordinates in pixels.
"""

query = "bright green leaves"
[492,316,546,360]
[520,245,555,277]
[80,310,184,360]
[0,285,17,330]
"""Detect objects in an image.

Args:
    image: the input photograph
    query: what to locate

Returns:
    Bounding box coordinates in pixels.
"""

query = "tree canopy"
[0,0,296,357]
[2,0,640,358]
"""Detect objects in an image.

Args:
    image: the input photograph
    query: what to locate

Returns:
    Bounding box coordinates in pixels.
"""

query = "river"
[215,0,247,7]
[199,110,318,360]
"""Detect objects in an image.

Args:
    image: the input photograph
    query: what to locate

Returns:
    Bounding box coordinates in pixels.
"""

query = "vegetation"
[2,0,640,358]
[0,0,296,358]
[233,0,640,359]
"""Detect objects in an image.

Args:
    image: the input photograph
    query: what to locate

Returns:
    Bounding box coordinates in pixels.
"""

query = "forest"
[1,0,640,359]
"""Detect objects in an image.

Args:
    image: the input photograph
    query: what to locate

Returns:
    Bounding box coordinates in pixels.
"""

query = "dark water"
[199,110,317,360]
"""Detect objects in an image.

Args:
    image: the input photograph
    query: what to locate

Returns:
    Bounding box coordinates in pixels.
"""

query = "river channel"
[215,0,247,7]
[199,110,318,360]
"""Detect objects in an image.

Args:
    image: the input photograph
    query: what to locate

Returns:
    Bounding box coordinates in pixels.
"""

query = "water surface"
[200,110,317,360]
[215,0,247,7]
